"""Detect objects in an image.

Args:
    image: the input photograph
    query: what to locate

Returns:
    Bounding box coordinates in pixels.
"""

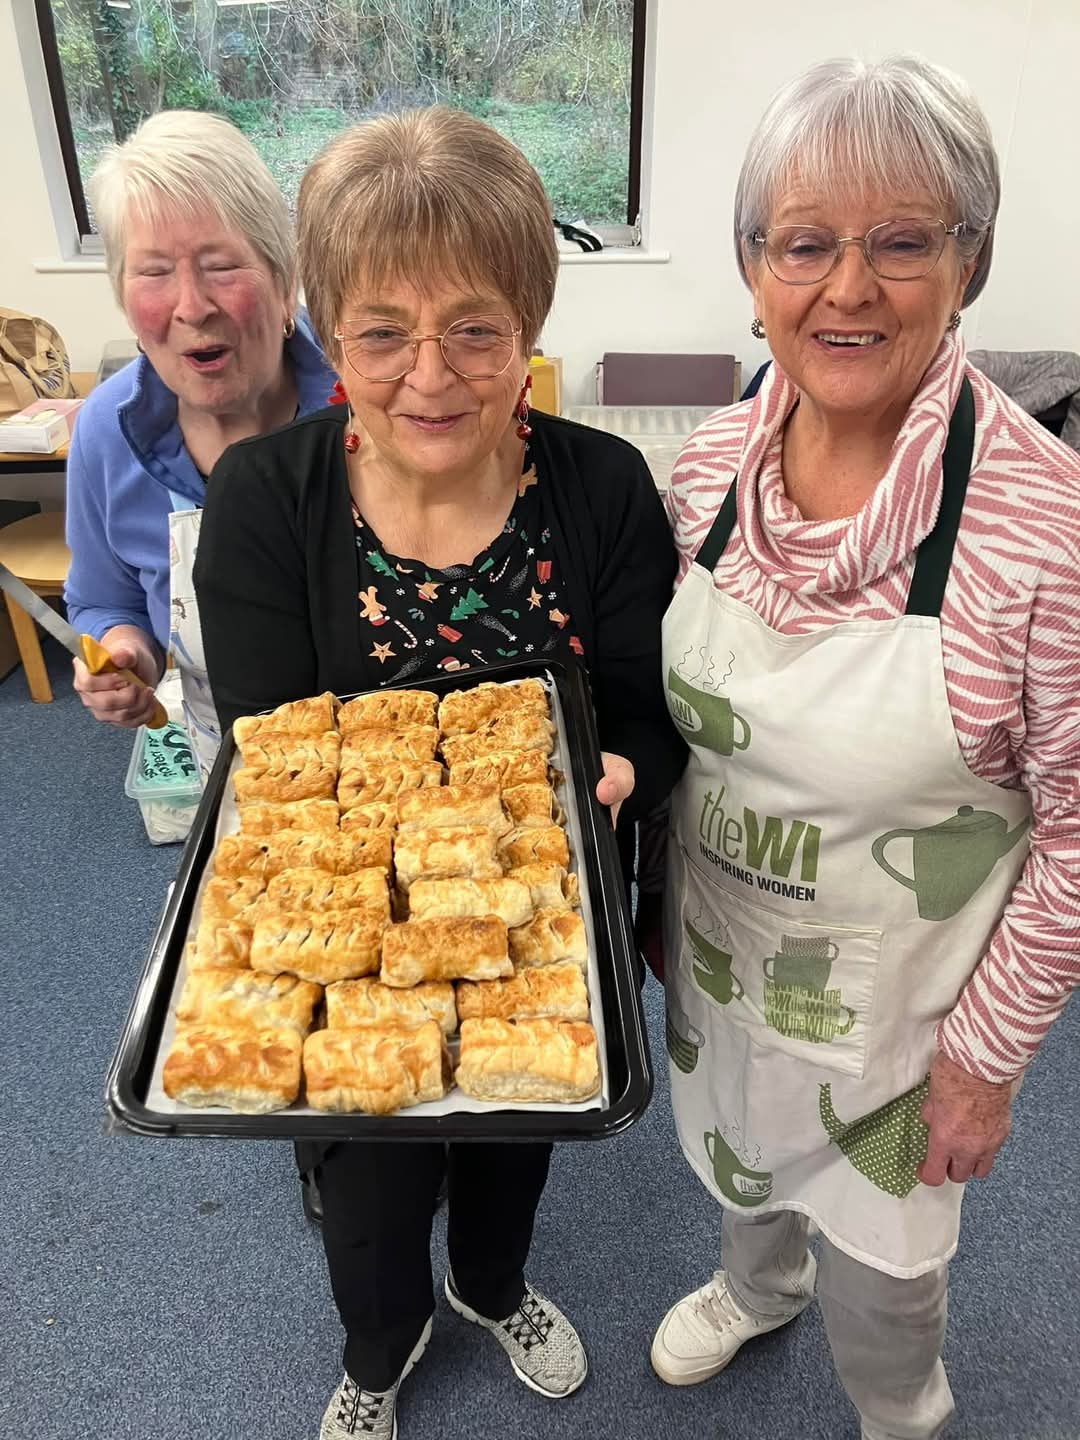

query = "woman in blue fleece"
[64,110,335,777]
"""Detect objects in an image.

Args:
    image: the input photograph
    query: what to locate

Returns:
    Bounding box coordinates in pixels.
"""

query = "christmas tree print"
[450,588,489,622]
[367,550,398,580]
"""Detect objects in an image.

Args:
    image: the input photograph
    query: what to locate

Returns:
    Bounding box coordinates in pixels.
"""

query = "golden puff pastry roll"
[456,1018,600,1103]
[437,678,548,737]
[339,802,397,833]
[509,908,588,970]
[340,726,439,766]
[237,798,340,836]
[396,781,510,836]
[455,961,589,1024]
[233,736,340,806]
[338,760,443,812]
[325,977,457,1035]
[187,916,253,971]
[213,831,391,881]
[303,1021,451,1114]
[500,825,570,871]
[448,748,549,789]
[263,866,390,920]
[338,690,438,735]
[237,730,340,775]
[408,877,533,929]
[175,967,322,1038]
[392,825,503,893]
[163,1024,302,1113]
[232,692,339,746]
[380,915,511,987]
[199,873,266,922]
[251,910,386,985]
[506,863,576,912]
[440,711,554,767]
[502,783,559,830]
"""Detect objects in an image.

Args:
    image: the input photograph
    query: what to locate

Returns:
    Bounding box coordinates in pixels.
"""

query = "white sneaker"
[650,1265,814,1386]
[320,1315,432,1440]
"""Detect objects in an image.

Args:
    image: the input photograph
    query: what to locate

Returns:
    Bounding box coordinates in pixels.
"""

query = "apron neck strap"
[691,376,976,622]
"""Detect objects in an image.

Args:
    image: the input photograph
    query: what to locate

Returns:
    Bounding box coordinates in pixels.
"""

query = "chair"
[597,352,740,407]
[0,510,70,702]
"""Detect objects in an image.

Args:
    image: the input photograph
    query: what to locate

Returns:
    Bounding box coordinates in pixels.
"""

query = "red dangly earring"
[515,374,533,439]
[344,407,361,454]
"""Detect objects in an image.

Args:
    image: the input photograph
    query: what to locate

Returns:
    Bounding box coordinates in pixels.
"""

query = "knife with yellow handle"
[0,560,169,729]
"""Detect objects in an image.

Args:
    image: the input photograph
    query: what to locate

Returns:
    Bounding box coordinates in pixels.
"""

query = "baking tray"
[105,658,653,1141]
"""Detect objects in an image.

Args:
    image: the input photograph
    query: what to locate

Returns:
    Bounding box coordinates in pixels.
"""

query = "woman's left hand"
[595,751,635,827]
[918,1051,1014,1186]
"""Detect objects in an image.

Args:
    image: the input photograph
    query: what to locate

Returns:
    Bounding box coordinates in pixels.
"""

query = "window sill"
[558,248,670,266]
[33,256,107,273]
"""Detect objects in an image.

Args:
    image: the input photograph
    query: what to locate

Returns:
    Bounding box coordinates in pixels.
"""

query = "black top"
[194,406,688,822]
[349,443,578,682]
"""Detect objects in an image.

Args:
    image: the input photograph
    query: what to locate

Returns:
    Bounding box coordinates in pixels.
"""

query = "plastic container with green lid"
[124,721,203,844]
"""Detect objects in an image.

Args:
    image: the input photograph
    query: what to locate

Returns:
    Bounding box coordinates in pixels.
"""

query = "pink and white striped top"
[665,333,1080,1084]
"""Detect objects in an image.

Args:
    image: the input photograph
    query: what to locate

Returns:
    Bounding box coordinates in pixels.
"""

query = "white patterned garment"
[665,333,1080,1084]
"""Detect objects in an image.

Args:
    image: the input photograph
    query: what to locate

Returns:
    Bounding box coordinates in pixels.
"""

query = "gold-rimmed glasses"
[334,313,521,382]
[752,218,970,285]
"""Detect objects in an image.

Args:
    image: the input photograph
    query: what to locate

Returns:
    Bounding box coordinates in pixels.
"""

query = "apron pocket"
[676,849,880,1080]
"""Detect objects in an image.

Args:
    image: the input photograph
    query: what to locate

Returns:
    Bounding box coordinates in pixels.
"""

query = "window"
[35,0,646,247]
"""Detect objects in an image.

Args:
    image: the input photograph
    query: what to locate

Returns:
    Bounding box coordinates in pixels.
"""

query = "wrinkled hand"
[635,890,664,984]
[918,1051,1014,1186]
[595,750,635,828]
[73,625,161,729]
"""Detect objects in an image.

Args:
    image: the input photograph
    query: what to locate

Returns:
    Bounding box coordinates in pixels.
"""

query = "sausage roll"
[448,749,549,789]
[509,907,588,970]
[187,916,253,971]
[251,911,385,985]
[456,1018,600,1103]
[338,760,444,812]
[439,711,554,767]
[214,831,392,881]
[237,798,340,836]
[338,690,438,735]
[396,782,509,835]
[237,731,341,775]
[340,727,439,766]
[455,961,589,1024]
[199,873,266,922]
[232,692,339,746]
[437,678,548,737]
[163,1024,303,1113]
[392,825,503,893]
[339,802,397,833]
[380,915,511,986]
[501,783,559,830]
[407,877,533,929]
[175,968,322,1037]
[500,825,570,871]
[325,977,457,1035]
[303,1021,451,1114]
[505,863,576,912]
[263,866,390,920]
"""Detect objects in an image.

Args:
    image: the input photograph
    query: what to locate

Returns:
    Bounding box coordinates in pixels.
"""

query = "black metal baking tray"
[105,657,653,1141]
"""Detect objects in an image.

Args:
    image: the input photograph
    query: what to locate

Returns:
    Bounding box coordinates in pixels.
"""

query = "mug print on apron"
[167,491,221,783]
[662,380,1031,1277]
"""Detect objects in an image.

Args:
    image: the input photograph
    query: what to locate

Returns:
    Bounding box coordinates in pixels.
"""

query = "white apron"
[662,380,1030,1278]
[166,491,220,783]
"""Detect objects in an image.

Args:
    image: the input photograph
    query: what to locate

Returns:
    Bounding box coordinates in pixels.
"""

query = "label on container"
[136,722,199,792]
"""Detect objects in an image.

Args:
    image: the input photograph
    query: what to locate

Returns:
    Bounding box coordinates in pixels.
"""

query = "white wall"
[3,0,1078,403]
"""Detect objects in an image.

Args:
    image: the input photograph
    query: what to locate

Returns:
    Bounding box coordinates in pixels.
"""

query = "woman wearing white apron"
[647,58,1080,1440]
[65,111,334,773]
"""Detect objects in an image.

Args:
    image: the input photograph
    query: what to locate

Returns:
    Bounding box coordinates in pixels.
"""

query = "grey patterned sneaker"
[444,1273,587,1398]
[319,1316,432,1440]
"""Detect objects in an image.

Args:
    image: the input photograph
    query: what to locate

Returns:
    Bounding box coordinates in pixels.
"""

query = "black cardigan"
[194,406,687,822]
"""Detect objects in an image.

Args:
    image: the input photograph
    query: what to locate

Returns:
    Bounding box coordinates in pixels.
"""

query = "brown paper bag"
[0,308,76,420]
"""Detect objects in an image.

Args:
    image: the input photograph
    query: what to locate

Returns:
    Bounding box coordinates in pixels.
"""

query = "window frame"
[31,0,648,254]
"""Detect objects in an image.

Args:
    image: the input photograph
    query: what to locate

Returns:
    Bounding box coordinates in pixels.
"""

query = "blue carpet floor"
[2,639,1077,1440]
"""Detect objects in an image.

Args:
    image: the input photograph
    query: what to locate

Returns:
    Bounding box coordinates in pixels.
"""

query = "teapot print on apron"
[819,1079,930,1199]
[872,806,1029,921]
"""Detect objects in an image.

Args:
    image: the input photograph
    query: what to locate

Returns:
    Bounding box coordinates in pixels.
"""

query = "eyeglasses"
[333,313,521,382]
[751,218,970,285]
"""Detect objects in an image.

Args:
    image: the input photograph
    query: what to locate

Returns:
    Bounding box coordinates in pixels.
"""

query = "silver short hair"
[734,55,1000,306]
[88,110,296,308]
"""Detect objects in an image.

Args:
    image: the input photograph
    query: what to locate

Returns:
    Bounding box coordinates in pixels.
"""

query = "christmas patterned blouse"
[352,453,582,685]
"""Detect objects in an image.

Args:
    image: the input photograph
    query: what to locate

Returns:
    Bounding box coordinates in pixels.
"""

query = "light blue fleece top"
[64,312,335,651]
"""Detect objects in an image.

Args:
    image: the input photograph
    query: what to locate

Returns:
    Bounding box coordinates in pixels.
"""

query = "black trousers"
[317,1139,553,1391]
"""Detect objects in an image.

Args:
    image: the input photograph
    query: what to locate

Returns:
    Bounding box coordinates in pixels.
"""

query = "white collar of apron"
[733,332,970,597]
